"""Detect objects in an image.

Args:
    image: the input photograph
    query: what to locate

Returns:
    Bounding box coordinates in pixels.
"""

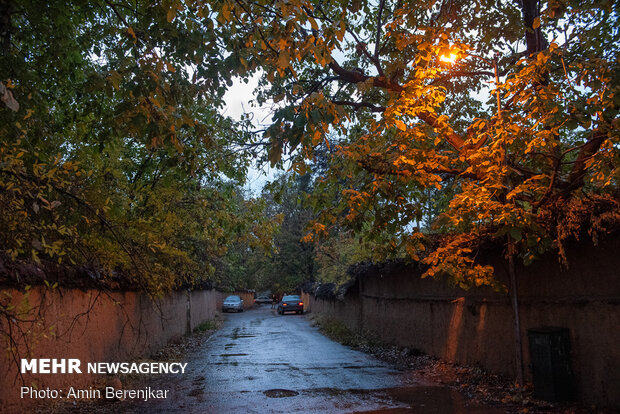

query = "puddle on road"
[303,365,389,372]
[188,388,203,397]
[352,386,503,414]
[229,334,256,339]
[263,389,300,398]
[211,361,239,366]
[228,327,258,340]
[308,387,349,396]
[296,386,502,413]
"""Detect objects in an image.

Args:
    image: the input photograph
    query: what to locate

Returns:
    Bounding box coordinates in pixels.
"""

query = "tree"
[211,188,280,291]
[0,0,268,294]
[259,173,316,293]
[314,229,369,285]
[212,0,619,286]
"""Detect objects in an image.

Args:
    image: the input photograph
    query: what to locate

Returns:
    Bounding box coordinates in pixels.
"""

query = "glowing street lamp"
[440,51,502,119]
[439,53,458,64]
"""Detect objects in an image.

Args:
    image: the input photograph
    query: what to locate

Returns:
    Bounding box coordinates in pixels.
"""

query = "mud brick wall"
[216,290,256,310]
[0,287,222,412]
[306,235,620,408]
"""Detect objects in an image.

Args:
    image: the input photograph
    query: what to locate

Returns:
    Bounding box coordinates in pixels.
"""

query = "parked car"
[277,295,304,315]
[222,295,244,312]
[254,295,272,304]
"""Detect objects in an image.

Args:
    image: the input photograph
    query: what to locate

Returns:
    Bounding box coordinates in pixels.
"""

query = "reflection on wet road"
[135,306,503,413]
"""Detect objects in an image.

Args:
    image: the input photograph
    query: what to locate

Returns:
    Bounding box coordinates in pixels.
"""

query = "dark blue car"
[277,295,304,315]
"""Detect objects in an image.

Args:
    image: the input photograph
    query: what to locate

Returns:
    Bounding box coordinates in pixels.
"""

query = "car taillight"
[299,302,303,306]
[282,303,287,306]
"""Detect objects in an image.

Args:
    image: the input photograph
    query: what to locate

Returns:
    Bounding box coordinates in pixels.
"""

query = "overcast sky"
[222,73,280,194]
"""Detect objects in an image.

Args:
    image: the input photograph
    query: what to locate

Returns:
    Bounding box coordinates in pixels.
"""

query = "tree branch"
[358,157,477,180]
[327,60,466,153]
[331,100,386,112]
[566,128,608,191]
[374,0,386,59]
[417,111,466,151]
[104,0,129,26]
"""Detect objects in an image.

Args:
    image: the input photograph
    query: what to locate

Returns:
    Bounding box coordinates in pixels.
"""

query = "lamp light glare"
[440,53,458,64]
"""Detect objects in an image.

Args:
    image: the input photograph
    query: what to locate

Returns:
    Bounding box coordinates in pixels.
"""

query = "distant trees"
[243,174,317,294]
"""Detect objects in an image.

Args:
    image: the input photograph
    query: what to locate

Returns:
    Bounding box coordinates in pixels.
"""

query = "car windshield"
[224,296,240,302]
[282,295,300,301]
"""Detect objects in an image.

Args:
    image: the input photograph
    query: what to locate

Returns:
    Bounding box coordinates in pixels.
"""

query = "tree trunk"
[0,0,12,56]
[516,0,547,55]
[507,240,524,385]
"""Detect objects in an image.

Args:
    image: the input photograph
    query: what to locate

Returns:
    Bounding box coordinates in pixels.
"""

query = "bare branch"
[104,0,129,26]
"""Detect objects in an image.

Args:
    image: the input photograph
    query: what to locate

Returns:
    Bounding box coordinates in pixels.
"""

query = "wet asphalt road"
[133,306,503,413]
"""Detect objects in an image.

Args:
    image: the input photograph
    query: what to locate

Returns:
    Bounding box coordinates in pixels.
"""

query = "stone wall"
[305,235,620,408]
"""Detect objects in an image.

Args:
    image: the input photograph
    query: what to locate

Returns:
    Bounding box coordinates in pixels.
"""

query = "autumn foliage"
[0,0,274,294]
[1,0,619,295]
[211,0,620,288]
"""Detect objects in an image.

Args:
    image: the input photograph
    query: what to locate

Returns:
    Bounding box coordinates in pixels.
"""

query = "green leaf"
[510,227,522,242]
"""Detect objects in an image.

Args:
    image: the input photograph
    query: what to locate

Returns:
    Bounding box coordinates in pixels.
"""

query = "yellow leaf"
[167,8,176,23]
[222,4,231,21]
[278,51,290,70]
[532,17,540,29]
[394,119,407,131]
[150,95,161,108]
[309,17,318,31]
[338,21,346,41]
